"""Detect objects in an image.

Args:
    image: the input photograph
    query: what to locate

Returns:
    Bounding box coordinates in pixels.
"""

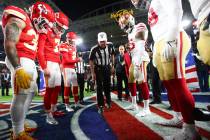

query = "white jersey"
[189,0,210,25]
[149,0,183,42]
[128,24,150,65]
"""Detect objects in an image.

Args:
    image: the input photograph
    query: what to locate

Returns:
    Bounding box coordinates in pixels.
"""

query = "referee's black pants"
[95,66,111,107]
[77,73,85,101]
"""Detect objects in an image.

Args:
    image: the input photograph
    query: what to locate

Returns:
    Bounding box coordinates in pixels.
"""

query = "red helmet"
[55,11,69,30]
[66,32,77,40]
[30,2,55,34]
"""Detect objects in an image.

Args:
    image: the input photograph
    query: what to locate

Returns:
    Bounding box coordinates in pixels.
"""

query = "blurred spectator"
[1,69,10,96]
[146,43,162,104]
[114,45,129,101]
[192,31,209,92]
[76,53,86,103]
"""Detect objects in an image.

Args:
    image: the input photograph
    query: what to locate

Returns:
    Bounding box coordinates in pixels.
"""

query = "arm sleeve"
[160,0,183,41]
[37,34,47,70]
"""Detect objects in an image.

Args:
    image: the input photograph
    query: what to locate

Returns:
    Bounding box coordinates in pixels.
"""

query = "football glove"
[162,40,177,60]
[15,67,32,89]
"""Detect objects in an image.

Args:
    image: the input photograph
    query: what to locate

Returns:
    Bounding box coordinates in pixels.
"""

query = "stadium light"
[182,19,191,28]
[76,37,83,45]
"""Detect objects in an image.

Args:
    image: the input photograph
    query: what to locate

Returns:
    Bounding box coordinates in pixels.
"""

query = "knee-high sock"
[139,82,150,100]
[168,79,195,124]
[64,87,71,104]
[72,86,79,104]
[24,92,34,118]
[11,94,27,136]
[131,96,137,105]
[51,86,61,105]
[162,80,180,112]
[143,100,150,110]
[44,87,54,111]
[128,83,137,96]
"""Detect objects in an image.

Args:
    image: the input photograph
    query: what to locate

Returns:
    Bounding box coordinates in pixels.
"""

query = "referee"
[76,53,85,103]
[89,32,115,114]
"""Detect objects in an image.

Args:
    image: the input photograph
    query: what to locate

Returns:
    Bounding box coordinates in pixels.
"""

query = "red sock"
[128,83,136,96]
[162,80,180,112]
[169,79,195,124]
[64,87,71,104]
[139,82,149,100]
[51,86,61,105]
[44,87,54,110]
[73,86,79,104]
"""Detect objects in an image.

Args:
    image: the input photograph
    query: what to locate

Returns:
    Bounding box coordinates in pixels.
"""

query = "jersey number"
[148,7,158,27]
[24,29,38,51]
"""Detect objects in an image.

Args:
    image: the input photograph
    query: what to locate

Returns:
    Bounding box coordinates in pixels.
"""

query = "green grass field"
[0,88,94,102]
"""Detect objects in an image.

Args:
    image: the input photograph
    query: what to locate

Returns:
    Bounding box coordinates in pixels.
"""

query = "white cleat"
[46,116,58,125]
[66,105,74,112]
[164,124,201,140]
[124,104,139,111]
[75,103,85,108]
[156,117,183,128]
[135,109,151,117]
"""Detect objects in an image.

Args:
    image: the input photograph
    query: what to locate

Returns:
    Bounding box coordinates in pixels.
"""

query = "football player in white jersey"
[131,0,201,139]
[112,10,151,117]
[188,0,210,65]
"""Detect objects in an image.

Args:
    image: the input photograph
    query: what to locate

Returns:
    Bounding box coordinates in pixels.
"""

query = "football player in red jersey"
[36,11,69,124]
[112,10,151,117]
[60,32,85,112]
[1,1,55,139]
[131,0,201,139]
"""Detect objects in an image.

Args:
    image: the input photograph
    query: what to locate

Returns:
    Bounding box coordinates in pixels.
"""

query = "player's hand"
[15,67,32,89]
[162,40,177,61]
[44,68,50,77]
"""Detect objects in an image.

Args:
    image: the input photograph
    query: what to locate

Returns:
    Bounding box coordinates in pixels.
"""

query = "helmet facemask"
[118,14,135,34]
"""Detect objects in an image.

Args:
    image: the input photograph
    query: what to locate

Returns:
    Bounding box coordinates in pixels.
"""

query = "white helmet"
[118,13,135,33]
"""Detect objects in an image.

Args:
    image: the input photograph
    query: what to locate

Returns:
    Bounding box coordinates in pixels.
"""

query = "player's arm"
[4,17,31,90]
[4,17,25,68]
[160,0,183,41]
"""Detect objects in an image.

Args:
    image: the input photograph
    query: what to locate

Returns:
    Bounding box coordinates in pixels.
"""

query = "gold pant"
[197,20,210,65]
[153,31,191,80]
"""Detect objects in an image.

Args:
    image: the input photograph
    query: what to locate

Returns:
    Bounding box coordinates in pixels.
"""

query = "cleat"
[46,116,58,125]
[52,111,65,117]
[65,105,74,112]
[193,108,210,121]
[98,106,104,115]
[164,124,201,140]
[155,117,183,128]
[135,109,151,117]
[207,105,210,111]
[11,131,36,140]
[75,103,85,108]
[124,104,139,111]
[24,125,37,133]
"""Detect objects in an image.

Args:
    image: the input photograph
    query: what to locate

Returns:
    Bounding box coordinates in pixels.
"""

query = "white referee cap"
[97,32,107,42]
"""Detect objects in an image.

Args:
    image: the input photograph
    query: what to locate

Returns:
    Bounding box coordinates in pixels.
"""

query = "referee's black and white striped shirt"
[75,60,85,74]
[89,42,115,66]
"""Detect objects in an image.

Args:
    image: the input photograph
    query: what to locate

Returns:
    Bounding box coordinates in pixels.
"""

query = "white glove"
[162,40,177,60]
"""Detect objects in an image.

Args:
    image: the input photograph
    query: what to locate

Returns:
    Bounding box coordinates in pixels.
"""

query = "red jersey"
[37,30,61,69]
[60,42,80,68]
[2,6,38,60]
[44,30,61,63]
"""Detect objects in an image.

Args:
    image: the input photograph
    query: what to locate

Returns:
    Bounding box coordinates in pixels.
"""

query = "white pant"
[5,57,38,94]
[63,68,78,87]
[46,61,61,88]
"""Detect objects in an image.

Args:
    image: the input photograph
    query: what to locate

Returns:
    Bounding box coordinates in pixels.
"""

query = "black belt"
[95,65,110,69]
